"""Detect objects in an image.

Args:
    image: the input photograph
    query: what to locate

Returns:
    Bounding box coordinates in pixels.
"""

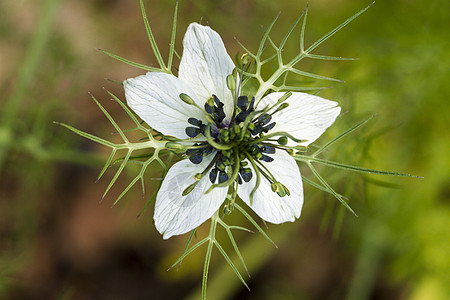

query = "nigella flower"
[124,23,340,239]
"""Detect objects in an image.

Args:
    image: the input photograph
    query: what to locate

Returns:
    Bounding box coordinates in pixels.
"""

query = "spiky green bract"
[293,116,422,216]
[56,91,169,207]
[235,2,374,102]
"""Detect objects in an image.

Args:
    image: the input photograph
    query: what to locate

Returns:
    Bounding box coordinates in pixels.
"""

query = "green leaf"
[139,0,168,72]
[302,176,349,200]
[288,67,343,82]
[102,150,132,199]
[169,237,209,271]
[308,162,357,216]
[218,218,250,277]
[98,49,161,72]
[214,240,250,291]
[307,53,358,61]
[314,115,374,157]
[280,9,306,51]
[312,158,422,178]
[306,2,375,54]
[167,0,178,71]
[257,13,279,59]
[89,93,128,143]
[234,203,277,248]
[177,229,197,271]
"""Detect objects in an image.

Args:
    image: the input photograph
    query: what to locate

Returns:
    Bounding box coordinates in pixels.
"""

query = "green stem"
[202,210,219,300]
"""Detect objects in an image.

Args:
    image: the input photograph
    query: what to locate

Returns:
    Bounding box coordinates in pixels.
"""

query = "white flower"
[124,23,341,239]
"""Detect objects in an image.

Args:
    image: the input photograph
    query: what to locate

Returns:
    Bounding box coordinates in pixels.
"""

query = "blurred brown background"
[1,0,449,299]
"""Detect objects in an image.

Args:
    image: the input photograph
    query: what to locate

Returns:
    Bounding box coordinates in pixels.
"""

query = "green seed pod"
[193,173,203,181]
[241,53,251,65]
[282,183,291,196]
[165,142,184,150]
[277,136,288,145]
[274,103,289,113]
[217,162,226,171]
[179,93,195,105]
[272,182,288,197]
[223,150,232,158]
[220,129,229,137]
[277,91,292,104]
[226,74,236,92]
[230,129,236,140]
[244,131,251,140]
[182,182,198,196]
[271,182,278,193]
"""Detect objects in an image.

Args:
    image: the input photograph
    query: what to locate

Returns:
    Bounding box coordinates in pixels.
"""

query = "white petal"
[154,155,228,239]
[179,23,235,119]
[258,92,341,146]
[124,72,206,139]
[237,150,303,224]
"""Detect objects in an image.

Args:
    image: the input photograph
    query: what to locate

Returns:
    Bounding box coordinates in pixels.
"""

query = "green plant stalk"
[0,0,63,168]
[202,211,219,300]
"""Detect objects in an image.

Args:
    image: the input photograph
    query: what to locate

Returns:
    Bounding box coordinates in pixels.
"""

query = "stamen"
[206,152,241,192]
[237,96,248,110]
[188,117,202,126]
[239,168,253,182]
[260,154,274,162]
[186,127,201,138]
[182,86,283,193]
[261,145,276,154]
[189,151,203,164]
[218,171,229,183]
[209,168,218,184]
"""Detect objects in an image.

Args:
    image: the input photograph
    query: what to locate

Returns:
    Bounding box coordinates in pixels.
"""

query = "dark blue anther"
[186,148,197,155]
[216,109,225,123]
[189,151,203,164]
[209,168,218,184]
[259,114,272,125]
[248,97,255,110]
[250,125,263,135]
[240,170,253,182]
[203,145,214,154]
[204,102,213,114]
[237,96,248,110]
[188,117,202,126]
[213,95,222,107]
[218,171,229,183]
[260,154,274,162]
[263,122,276,132]
[262,145,276,154]
[237,174,243,184]
[235,111,250,123]
[186,127,201,137]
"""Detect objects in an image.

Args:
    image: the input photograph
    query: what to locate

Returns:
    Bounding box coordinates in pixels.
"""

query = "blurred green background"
[1,0,449,299]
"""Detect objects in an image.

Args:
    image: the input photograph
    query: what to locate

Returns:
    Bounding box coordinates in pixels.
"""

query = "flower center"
[184,94,280,186]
